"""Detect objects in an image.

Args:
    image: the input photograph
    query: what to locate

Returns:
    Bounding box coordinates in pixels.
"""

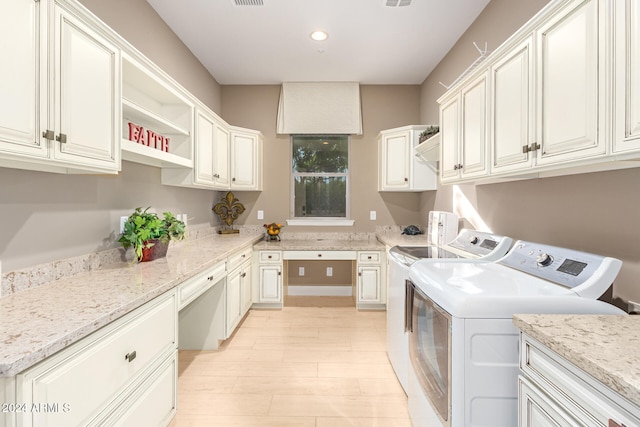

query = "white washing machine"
[386,229,513,393]
[406,240,626,427]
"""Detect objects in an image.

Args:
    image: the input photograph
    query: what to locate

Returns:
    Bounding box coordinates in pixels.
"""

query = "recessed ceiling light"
[310,31,328,41]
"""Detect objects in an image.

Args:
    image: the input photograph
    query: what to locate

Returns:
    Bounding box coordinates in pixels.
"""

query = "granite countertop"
[0,231,263,378]
[254,238,385,251]
[375,231,431,248]
[513,314,640,408]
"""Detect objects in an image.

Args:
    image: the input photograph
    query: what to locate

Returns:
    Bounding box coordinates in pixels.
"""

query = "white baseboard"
[287,285,352,296]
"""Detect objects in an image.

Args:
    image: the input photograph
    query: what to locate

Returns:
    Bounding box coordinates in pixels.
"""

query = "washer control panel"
[499,241,607,289]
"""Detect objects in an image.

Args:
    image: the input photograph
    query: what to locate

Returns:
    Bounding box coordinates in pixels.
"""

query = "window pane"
[294,176,346,217]
[292,135,348,173]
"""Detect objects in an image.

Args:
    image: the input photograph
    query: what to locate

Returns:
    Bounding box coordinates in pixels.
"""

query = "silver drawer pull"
[125,351,137,363]
[207,275,214,281]
[56,133,67,144]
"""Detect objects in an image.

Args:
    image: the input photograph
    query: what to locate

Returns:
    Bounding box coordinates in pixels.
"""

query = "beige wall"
[221,85,432,232]
[79,0,222,113]
[419,0,640,307]
[0,0,223,272]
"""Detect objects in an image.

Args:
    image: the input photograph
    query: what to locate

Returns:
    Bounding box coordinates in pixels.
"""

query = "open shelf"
[121,55,194,169]
[121,139,192,168]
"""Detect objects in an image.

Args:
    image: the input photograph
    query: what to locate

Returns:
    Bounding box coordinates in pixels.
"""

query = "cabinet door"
[491,37,535,173]
[460,73,489,178]
[439,96,460,182]
[213,122,230,189]
[536,0,605,165]
[259,265,282,303]
[0,0,48,159]
[194,110,215,186]
[614,0,640,152]
[231,131,259,190]
[357,266,381,303]
[519,377,580,427]
[380,131,411,190]
[240,263,253,314]
[226,269,242,337]
[52,4,120,171]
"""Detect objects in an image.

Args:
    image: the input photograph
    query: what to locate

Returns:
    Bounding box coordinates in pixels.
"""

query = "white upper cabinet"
[0,0,120,174]
[378,125,437,191]
[614,0,640,153]
[440,0,614,184]
[535,0,606,166]
[490,36,535,173]
[194,108,216,186]
[0,0,47,160]
[440,72,489,184]
[230,128,263,191]
[213,122,230,190]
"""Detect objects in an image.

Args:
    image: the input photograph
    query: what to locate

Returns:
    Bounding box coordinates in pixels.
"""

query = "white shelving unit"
[121,55,194,169]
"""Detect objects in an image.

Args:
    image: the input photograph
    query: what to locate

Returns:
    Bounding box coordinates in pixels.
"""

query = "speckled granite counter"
[513,314,640,407]
[254,238,385,251]
[375,231,430,248]
[0,231,262,377]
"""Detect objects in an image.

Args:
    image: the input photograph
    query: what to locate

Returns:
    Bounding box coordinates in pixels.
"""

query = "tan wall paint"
[419,0,640,307]
[79,0,222,113]
[221,85,431,231]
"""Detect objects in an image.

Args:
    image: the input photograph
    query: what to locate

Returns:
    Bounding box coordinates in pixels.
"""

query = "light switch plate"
[326,267,333,277]
[257,210,264,220]
[370,211,376,220]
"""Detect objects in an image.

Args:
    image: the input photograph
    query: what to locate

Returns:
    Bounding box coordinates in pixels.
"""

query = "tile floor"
[168,306,411,426]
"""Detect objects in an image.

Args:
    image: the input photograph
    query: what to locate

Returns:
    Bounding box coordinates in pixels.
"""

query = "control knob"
[469,236,479,245]
[536,253,553,267]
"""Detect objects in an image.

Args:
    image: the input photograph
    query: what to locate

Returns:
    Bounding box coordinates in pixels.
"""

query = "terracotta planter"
[139,239,169,262]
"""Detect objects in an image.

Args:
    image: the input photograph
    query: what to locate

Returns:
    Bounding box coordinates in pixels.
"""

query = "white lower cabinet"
[226,252,252,338]
[16,290,177,427]
[519,334,640,427]
[253,250,283,307]
[356,251,385,309]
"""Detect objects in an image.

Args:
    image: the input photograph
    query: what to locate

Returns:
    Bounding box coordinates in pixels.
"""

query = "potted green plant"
[118,207,186,262]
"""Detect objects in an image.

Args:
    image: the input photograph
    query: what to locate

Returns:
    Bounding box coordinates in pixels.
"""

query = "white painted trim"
[286,219,355,226]
[287,285,353,296]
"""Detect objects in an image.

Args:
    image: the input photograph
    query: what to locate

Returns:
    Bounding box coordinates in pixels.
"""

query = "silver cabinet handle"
[56,133,67,144]
[42,130,55,140]
[125,351,137,363]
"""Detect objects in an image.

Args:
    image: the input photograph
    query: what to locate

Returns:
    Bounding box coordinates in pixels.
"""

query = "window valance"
[276,82,363,135]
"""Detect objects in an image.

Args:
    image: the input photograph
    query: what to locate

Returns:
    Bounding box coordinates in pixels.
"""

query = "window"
[290,135,351,224]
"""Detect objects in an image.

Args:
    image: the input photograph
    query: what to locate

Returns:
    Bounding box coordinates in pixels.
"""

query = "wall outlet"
[370,211,376,220]
[119,216,128,234]
[326,267,333,277]
[299,266,305,276]
[257,210,264,220]
[181,214,188,227]
[628,300,640,314]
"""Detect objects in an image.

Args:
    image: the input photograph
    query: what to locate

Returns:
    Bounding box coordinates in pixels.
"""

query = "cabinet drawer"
[177,261,226,310]
[100,352,177,427]
[358,251,381,264]
[17,292,177,427]
[284,250,356,260]
[258,250,282,263]
[228,246,252,272]
[522,335,640,427]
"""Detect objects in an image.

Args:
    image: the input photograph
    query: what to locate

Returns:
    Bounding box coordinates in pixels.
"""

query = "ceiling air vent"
[233,0,264,6]
[384,0,412,6]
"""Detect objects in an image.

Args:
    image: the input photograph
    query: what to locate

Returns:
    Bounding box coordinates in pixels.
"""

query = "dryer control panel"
[499,241,622,298]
